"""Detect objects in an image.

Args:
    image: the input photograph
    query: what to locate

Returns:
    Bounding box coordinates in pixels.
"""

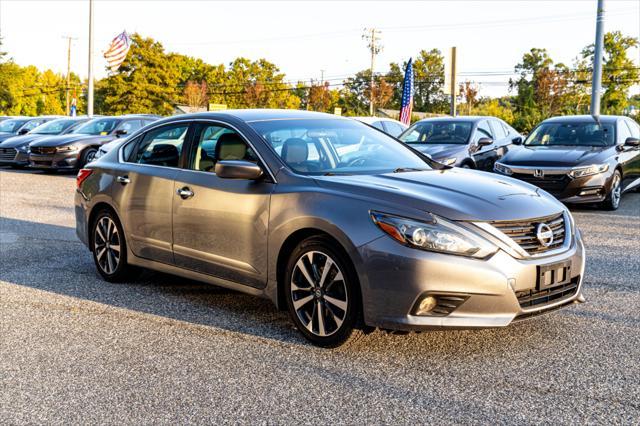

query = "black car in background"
[0,116,60,144]
[29,115,159,171]
[0,117,90,167]
[398,116,522,170]
[494,115,640,210]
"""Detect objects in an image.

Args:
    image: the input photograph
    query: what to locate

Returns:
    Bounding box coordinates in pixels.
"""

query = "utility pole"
[320,69,325,86]
[63,36,77,116]
[591,0,605,120]
[363,28,382,116]
[450,46,457,116]
[87,0,95,117]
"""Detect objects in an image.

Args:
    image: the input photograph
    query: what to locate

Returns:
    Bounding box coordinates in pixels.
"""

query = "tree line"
[1,32,638,131]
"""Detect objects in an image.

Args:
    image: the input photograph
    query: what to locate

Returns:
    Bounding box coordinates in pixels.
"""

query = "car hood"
[410,144,467,160]
[0,133,48,148]
[0,133,19,143]
[29,134,115,147]
[314,168,563,222]
[501,145,612,167]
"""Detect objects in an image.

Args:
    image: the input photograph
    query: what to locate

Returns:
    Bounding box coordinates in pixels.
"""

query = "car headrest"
[215,133,247,160]
[282,138,308,164]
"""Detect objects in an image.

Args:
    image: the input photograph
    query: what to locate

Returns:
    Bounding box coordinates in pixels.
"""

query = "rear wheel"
[601,170,622,210]
[284,236,362,348]
[91,209,135,282]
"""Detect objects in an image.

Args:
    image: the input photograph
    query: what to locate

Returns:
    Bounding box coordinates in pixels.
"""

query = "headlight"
[56,145,78,152]
[370,211,498,258]
[494,162,513,175]
[569,164,609,178]
[440,157,457,166]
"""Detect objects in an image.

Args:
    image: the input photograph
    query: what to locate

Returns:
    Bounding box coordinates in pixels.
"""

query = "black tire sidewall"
[603,170,622,210]
[284,236,360,348]
[81,148,98,168]
[91,209,129,282]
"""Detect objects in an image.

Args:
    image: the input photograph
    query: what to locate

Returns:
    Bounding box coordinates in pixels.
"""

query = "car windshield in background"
[400,121,472,145]
[73,118,119,135]
[249,118,431,175]
[525,122,615,147]
[0,119,29,133]
[31,119,78,135]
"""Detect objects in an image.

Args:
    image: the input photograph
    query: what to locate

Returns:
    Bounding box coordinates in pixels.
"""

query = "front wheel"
[601,170,622,210]
[80,148,98,168]
[285,237,362,348]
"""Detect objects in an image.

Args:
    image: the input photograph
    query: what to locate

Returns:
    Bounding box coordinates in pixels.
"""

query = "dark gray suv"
[75,110,585,347]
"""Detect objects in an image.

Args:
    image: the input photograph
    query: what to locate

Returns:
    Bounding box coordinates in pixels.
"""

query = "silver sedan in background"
[75,110,585,347]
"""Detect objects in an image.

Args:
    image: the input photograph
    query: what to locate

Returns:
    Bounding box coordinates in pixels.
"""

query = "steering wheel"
[347,157,368,167]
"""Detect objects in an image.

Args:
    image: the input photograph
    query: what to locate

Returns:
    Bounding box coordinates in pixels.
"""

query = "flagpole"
[87,0,95,117]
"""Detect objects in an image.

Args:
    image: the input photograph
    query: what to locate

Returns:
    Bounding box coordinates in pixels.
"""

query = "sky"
[1,0,639,97]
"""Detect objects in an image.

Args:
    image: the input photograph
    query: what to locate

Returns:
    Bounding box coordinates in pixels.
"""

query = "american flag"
[104,31,131,73]
[399,58,414,125]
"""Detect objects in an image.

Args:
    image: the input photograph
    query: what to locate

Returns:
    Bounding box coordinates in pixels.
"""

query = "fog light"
[415,296,437,315]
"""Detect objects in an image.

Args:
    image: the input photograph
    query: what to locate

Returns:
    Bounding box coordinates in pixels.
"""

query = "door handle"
[176,187,194,199]
[116,175,130,184]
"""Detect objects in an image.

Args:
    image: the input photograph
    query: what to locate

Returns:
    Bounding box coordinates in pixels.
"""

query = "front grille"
[511,173,570,196]
[492,212,566,255]
[0,147,17,161]
[516,276,579,309]
[30,146,56,155]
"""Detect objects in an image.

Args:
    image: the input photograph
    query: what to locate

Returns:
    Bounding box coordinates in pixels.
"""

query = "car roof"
[163,109,348,123]
[351,116,401,124]
[541,115,622,124]
[414,116,495,124]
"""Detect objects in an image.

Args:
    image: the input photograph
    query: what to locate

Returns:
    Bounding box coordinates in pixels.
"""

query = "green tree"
[581,31,639,114]
[94,34,185,115]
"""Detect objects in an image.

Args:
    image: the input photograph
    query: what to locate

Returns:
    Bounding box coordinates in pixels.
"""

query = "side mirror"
[624,137,640,147]
[477,137,493,147]
[512,136,523,145]
[18,128,29,135]
[115,129,128,137]
[215,160,263,180]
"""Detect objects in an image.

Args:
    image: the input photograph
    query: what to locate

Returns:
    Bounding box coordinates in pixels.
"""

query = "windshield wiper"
[392,167,428,173]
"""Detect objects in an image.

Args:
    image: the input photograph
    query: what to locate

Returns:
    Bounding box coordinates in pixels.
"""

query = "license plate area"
[537,260,571,290]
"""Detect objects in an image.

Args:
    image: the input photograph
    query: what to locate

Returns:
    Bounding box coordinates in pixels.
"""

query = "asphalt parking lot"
[1,167,639,424]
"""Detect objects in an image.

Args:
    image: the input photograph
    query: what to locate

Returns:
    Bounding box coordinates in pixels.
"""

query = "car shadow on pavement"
[0,216,586,354]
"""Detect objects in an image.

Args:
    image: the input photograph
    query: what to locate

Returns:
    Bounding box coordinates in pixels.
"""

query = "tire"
[90,208,136,282]
[79,147,98,168]
[461,162,473,169]
[601,170,622,210]
[284,236,363,348]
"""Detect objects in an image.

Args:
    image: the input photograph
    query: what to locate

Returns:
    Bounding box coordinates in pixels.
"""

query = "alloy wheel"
[611,173,621,209]
[290,250,348,337]
[94,216,121,275]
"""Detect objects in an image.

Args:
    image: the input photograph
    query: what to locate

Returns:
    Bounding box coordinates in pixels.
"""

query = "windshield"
[0,119,29,133]
[525,122,615,147]
[73,118,119,135]
[31,119,79,135]
[400,121,472,145]
[248,118,431,175]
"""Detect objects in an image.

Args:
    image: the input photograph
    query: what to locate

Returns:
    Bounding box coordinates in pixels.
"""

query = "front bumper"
[0,149,29,166]
[357,229,585,331]
[29,152,80,170]
[497,167,613,204]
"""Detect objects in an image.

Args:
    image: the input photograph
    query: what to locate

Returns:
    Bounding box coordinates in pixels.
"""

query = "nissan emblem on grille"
[533,169,544,178]
[536,223,554,247]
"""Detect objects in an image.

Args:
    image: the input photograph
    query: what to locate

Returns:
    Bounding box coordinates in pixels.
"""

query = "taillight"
[77,168,93,189]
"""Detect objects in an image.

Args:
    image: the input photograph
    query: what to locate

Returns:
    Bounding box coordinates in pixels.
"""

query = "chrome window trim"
[472,210,572,260]
[117,118,278,183]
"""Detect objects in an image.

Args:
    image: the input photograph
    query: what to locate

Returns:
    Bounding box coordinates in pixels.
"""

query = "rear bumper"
[357,229,585,331]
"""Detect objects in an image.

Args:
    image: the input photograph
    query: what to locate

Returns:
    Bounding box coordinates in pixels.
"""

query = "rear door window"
[490,120,506,139]
[131,124,189,167]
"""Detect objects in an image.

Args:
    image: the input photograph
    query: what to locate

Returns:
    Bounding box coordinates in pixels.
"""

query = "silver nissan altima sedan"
[75,110,586,347]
